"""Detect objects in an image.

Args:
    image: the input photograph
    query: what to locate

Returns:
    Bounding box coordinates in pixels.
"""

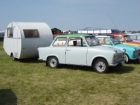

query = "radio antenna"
[107,12,118,29]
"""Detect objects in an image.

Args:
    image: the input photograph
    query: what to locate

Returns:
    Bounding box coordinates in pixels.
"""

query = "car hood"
[90,45,122,53]
[114,44,139,50]
[125,41,140,45]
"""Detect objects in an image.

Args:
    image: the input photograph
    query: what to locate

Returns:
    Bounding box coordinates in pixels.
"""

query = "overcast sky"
[0,0,140,31]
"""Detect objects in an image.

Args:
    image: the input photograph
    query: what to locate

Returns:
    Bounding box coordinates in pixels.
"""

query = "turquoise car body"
[95,35,139,61]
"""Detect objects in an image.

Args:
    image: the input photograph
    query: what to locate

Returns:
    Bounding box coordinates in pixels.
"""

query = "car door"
[65,37,88,65]
[51,37,67,64]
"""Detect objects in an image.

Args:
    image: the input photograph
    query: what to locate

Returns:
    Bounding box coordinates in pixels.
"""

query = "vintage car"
[113,34,140,46]
[38,34,124,73]
[126,33,140,42]
[95,35,140,63]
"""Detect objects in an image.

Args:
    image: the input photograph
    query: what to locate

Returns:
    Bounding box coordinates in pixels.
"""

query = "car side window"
[68,37,86,47]
[137,36,140,40]
[53,37,67,47]
[132,36,136,40]
[97,37,104,44]
[104,38,111,45]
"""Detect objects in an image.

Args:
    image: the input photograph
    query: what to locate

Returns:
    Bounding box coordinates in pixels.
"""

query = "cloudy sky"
[0,0,140,31]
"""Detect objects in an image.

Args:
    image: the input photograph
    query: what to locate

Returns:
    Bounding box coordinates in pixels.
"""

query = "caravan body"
[3,22,53,59]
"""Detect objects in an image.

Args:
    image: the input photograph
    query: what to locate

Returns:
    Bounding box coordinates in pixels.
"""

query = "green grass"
[0,41,140,105]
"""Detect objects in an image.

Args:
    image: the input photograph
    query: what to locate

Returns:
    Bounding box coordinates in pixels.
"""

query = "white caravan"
[3,22,53,60]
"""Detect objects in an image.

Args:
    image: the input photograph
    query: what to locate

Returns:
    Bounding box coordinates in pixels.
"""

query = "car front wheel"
[47,57,59,68]
[124,54,129,63]
[93,58,108,73]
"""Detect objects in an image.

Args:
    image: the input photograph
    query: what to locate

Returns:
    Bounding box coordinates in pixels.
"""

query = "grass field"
[0,41,140,105]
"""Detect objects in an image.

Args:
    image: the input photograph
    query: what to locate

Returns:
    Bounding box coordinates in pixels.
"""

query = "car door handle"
[66,49,71,51]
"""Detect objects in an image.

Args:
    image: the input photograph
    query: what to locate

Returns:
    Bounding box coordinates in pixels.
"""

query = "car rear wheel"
[47,57,59,68]
[93,58,108,73]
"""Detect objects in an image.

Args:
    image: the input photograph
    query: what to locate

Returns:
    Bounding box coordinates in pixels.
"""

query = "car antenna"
[107,12,118,29]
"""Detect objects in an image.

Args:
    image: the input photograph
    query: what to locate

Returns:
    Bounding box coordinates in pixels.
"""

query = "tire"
[124,54,129,63]
[93,58,108,73]
[47,57,59,68]
[133,58,139,63]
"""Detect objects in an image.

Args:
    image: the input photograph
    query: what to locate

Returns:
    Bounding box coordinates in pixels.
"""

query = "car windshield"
[111,36,121,44]
[85,36,100,46]
[137,36,140,40]
[114,36,125,43]
[124,36,133,42]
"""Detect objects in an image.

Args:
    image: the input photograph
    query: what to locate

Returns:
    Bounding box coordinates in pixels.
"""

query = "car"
[126,33,140,42]
[0,31,4,40]
[38,34,124,73]
[112,34,140,47]
[95,35,140,63]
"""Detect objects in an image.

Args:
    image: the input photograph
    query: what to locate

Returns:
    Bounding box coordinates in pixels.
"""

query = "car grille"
[134,50,139,57]
[117,53,124,61]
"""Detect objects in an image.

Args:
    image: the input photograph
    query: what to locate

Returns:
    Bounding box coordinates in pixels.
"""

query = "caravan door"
[13,27,20,58]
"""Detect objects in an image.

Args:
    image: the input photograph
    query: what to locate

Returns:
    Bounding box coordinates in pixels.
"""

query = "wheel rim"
[49,58,57,67]
[124,54,128,63]
[95,61,106,72]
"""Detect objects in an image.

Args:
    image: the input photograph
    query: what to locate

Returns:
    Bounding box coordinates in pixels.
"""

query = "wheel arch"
[46,55,59,63]
[92,57,108,66]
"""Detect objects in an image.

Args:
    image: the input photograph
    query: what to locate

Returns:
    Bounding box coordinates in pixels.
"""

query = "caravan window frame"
[23,29,39,38]
[7,28,13,38]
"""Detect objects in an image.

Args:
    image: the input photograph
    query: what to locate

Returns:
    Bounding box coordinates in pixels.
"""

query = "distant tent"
[51,28,62,35]
[77,27,120,35]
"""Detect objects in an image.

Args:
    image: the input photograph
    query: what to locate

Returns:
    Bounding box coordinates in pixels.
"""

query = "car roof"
[95,35,110,38]
[55,34,91,38]
[113,34,126,36]
[126,34,140,36]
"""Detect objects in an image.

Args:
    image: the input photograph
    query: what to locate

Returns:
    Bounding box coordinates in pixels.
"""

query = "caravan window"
[24,29,39,38]
[7,28,13,38]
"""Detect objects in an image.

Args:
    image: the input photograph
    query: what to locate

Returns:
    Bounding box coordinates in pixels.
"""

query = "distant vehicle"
[95,35,140,63]
[126,33,140,42]
[38,34,124,73]
[77,27,119,35]
[112,34,140,47]
[0,31,4,40]
[3,22,53,60]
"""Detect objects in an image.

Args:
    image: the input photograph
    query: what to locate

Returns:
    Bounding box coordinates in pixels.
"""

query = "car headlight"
[134,48,136,51]
[123,49,126,53]
[113,50,118,62]
[114,50,117,53]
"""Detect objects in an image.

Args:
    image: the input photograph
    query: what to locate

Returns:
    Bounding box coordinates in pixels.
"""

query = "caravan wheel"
[11,53,17,61]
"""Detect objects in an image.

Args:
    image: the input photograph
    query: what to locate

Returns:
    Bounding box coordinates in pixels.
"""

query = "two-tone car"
[38,34,124,73]
[113,34,140,46]
[126,33,140,42]
[95,35,140,63]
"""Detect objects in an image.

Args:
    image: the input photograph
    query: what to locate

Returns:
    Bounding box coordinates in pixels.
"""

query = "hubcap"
[50,58,57,67]
[124,55,128,63]
[95,61,106,72]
